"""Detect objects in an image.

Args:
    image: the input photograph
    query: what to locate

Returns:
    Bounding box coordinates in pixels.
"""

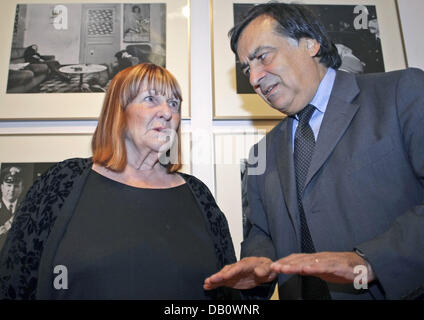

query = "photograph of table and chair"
[6,2,166,94]
[58,64,108,92]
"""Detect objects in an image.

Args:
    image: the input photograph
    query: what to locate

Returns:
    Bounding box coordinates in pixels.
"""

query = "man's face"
[236,15,327,116]
[1,181,23,203]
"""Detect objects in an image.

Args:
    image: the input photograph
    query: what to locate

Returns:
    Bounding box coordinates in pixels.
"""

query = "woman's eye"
[144,96,154,102]
[168,100,180,110]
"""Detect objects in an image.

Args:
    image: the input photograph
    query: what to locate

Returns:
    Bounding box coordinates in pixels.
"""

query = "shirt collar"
[2,198,17,209]
[309,67,336,114]
[291,68,336,120]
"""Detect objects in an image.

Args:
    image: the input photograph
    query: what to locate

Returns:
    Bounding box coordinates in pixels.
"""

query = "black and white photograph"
[0,162,55,251]
[234,3,385,94]
[123,4,151,43]
[6,3,166,94]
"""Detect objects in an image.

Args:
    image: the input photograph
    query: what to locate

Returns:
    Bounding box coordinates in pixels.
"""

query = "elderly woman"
[0,63,238,300]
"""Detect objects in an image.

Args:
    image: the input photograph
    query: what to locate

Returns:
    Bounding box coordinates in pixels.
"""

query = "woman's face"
[124,82,181,157]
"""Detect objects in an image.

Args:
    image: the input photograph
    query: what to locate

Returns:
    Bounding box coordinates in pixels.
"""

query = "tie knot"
[297,104,315,125]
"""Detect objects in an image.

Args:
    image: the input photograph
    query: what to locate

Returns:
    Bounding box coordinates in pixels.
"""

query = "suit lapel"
[305,71,361,189]
[274,71,360,238]
[275,117,301,238]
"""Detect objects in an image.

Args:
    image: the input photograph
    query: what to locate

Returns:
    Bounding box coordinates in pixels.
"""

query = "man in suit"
[0,166,24,251]
[204,3,424,299]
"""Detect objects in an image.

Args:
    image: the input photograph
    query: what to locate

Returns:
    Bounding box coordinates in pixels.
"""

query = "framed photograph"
[0,0,190,119]
[0,160,58,251]
[212,0,406,119]
[213,121,278,258]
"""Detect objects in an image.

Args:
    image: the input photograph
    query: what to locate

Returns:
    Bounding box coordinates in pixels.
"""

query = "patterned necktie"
[294,104,331,300]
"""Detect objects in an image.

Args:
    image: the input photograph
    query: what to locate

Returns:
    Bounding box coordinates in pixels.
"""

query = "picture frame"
[0,0,190,120]
[213,121,278,258]
[212,0,406,119]
[0,133,94,163]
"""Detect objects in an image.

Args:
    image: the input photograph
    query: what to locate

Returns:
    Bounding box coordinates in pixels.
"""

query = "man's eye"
[243,68,250,76]
[144,96,154,102]
[258,53,266,60]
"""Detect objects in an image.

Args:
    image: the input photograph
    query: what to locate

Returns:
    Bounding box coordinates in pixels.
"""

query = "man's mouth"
[263,84,277,98]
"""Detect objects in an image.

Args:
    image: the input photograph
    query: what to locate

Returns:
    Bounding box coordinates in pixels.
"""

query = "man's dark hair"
[229,2,341,69]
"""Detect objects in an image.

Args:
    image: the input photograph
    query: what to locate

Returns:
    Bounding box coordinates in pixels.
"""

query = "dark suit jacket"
[243,68,424,300]
[0,200,13,225]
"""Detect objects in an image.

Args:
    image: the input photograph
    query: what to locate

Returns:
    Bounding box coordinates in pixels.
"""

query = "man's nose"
[249,66,266,90]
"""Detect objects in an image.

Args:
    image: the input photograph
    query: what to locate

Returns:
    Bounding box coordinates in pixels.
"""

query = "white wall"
[397,0,424,70]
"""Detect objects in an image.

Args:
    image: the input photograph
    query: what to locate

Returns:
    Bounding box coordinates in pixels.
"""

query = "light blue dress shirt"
[291,68,337,151]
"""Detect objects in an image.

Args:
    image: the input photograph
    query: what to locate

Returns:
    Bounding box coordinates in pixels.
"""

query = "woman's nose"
[158,101,172,120]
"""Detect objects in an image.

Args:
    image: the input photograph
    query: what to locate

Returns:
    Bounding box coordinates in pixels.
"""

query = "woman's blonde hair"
[92,63,182,173]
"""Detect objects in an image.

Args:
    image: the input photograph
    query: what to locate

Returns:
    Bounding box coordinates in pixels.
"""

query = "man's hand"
[203,257,277,290]
[270,252,375,284]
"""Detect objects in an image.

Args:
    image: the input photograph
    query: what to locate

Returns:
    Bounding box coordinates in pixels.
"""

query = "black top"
[52,170,218,299]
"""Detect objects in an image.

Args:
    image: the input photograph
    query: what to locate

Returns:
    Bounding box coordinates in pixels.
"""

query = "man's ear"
[305,39,321,57]
[306,39,313,49]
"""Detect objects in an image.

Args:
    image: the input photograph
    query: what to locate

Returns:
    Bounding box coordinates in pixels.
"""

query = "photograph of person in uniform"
[0,167,24,251]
